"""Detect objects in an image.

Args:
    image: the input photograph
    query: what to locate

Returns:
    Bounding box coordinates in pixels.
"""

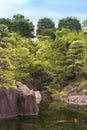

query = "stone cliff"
[0,81,42,119]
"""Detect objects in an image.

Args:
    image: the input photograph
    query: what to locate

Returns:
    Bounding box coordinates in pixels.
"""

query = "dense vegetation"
[0,14,87,90]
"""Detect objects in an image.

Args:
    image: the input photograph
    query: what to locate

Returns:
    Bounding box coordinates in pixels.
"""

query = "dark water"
[0,102,87,130]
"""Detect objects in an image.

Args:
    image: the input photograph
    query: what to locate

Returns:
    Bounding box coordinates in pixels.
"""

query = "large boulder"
[62,85,77,96]
[68,88,77,96]
[34,91,42,104]
[0,82,40,119]
[62,85,73,91]
[18,91,39,116]
[77,83,85,92]
[16,81,30,96]
[0,89,18,119]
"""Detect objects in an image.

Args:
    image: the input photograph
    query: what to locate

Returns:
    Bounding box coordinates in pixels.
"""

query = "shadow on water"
[0,116,37,130]
[0,102,87,130]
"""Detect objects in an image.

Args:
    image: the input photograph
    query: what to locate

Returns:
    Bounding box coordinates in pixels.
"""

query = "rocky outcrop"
[18,91,39,116]
[34,91,42,104]
[16,81,30,96]
[0,81,41,119]
[0,89,18,119]
[62,85,74,91]
[16,81,40,116]
[61,84,87,107]
[63,95,87,106]
[16,81,42,104]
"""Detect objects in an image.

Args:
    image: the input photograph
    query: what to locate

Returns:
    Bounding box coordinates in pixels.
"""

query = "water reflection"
[0,118,87,130]
[18,116,37,130]
[0,118,18,130]
[0,110,87,130]
[0,116,37,130]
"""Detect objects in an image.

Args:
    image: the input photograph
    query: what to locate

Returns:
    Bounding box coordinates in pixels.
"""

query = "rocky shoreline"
[0,81,42,119]
[63,95,87,106]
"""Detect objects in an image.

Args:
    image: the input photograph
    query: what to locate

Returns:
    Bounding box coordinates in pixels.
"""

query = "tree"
[82,19,87,30]
[12,14,34,38]
[13,47,31,83]
[56,28,83,50]
[0,24,9,38]
[0,24,10,48]
[37,17,55,35]
[41,28,56,40]
[66,40,86,81]
[0,18,12,31]
[0,47,16,88]
[58,17,81,32]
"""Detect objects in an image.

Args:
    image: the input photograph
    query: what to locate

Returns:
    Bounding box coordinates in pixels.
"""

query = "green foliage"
[82,19,87,30]
[0,14,87,91]
[0,14,35,38]
[48,87,59,97]
[49,101,67,110]
[41,28,56,40]
[12,14,35,38]
[58,17,81,32]
[56,28,83,50]
[48,86,68,98]
[66,40,86,81]
[37,17,55,35]
[13,47,31,82]
[0,47,16,88]
[59,91,69,98]
[0,24,9,38]
[0,18,12,31]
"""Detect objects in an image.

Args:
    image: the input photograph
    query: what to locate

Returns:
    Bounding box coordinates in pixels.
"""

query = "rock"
[0,87,39,119]
[18,91,39,116]
[34,91,42,104]
[0,89,18,119]
[64,95,87,106]
[77,83,85,92]
[82,89,87,95]
[68,88,77,96]
[62,85,73,91]
[62,85,77,96]
[16,81,30,96]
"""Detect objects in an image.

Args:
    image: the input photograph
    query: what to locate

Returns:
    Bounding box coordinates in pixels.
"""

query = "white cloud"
[0,0,28,18]
[0,0,27,5]
[0,0,86,26]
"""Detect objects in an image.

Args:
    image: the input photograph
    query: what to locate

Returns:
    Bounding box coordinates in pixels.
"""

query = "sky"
[0,0,87,27]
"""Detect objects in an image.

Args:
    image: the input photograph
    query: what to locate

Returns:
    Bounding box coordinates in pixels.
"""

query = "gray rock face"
[62,85,73,91]
[34,91,42,104]
[16,81,30,96]
[68,88,77,96]
[18,91,39,116]
[62,85,77,96]
[0,89,18,119]
[0,88,39,119]
[63,95,87,106]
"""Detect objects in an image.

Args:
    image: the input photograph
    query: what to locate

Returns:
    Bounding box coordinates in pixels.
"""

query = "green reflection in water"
[0,102,87,130]
[37,101,87,130]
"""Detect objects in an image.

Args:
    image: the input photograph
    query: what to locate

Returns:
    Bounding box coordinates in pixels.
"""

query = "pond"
[0,101,87,130]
